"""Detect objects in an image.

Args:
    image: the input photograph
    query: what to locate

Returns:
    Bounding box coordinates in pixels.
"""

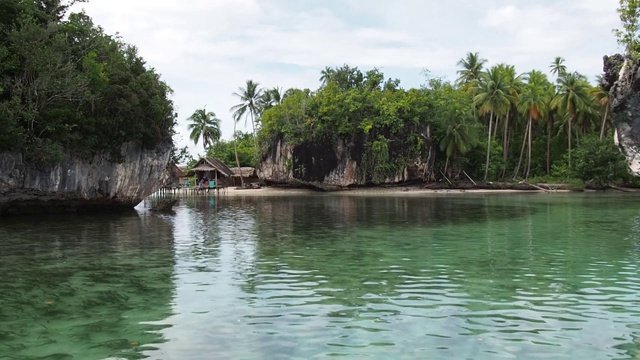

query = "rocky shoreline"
[0,141,172,216]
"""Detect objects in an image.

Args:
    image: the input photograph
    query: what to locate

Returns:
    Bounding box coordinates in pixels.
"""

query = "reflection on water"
[2,193,640,359]
[0,213,176,359]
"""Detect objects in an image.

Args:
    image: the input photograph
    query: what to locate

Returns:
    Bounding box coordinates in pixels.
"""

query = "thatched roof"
[167,163,186,181]
[173,165,186,178]
[230,167,257,177]
[191,158,234,177]
[177,166,189,177]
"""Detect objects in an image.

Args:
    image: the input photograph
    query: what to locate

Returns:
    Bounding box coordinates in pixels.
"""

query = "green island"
[0,0,638,200]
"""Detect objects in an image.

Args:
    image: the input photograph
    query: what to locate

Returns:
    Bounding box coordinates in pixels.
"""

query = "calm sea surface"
[1,193,640,359]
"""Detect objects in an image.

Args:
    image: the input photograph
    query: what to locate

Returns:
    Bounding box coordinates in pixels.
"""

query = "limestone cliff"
[0,141,172,215]
[603,54,640,175]
[258,137,427,190]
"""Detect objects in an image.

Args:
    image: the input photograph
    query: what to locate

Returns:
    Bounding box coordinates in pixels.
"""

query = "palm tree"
[319,66,335,86]
[231,80,263,157]
[456,52,487,87]
[258,87,284,113]
[440,118,478,175]
[550,56,567,81]
[516,78,548,180]
[570,74,599,137]
[472,66,513,181]
[494,64,522,167]
[590,81,610,140]
[521,70,554,175]
[551,72,591,169]
[187,107,221,152]
[543,82,557,175]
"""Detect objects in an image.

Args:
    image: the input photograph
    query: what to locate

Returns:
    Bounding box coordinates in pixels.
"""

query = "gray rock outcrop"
[0,141,172,215]
[257,137,425,190]
[603,54,640,175]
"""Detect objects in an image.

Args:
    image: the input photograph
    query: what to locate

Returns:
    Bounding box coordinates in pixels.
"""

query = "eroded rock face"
[257,137,424,189]
[0,141,172,215]
[603,54,640,175]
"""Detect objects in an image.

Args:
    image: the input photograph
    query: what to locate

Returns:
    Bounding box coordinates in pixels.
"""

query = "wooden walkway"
[158,185,228,196]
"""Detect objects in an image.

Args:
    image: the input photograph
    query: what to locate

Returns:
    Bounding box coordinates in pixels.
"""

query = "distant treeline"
[255,61,628,186]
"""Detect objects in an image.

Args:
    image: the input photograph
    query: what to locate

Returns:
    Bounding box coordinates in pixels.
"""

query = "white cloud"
[478,1,619,75]
[73,0,621,160]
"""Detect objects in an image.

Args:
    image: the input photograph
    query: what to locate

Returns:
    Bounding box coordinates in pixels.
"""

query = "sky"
[72,0,621,159]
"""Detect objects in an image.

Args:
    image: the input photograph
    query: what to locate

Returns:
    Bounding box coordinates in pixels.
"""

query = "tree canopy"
[254,59,626,186]
[0,0,176,164]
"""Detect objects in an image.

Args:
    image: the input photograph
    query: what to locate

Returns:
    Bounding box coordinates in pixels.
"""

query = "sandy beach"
[215,185,571,197]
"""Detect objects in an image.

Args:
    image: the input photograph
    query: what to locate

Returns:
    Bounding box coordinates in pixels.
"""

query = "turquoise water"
[1,193,640,359]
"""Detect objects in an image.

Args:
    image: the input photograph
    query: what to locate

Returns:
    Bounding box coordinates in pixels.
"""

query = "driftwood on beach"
[422,181,572,191]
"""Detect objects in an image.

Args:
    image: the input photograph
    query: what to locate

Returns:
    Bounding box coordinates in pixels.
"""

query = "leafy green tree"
[0,1,176,164]
[260,88,311,145]
[171,145,194,165]
[207,132,256,167]
[571,135,629,186]
[187,107,221,152]
[551,72,591,170]
[472,66,513,181]
[331,64,364,91]
[614,0,640,54]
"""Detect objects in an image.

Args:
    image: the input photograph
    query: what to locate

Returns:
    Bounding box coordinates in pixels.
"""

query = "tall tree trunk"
[484,111,494,181]
[568,115,573,170]
[250,111,259,164]
[444,156,450,177]
[502,110,510,177]
[546,115,552,175]
[513,118,530,180]
[502,110,510,162]
[599,104,609,140]
[233,122,244,187]
[422,125,435,181]
[525,116,533,180]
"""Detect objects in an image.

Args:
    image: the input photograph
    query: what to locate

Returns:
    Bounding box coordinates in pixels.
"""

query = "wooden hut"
[166,162,187,188]
[230,167,260,187]
[190,158,234,188]
[177,166,190,185]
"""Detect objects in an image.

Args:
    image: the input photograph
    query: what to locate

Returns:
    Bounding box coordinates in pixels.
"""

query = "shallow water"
[1,193,640,359]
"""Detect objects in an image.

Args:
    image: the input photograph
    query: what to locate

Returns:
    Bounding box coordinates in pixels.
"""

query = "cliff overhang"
[0,141,172,216]
[257,137,426,190]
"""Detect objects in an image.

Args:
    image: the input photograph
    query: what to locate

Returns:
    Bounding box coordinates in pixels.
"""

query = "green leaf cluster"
[615,0,640,55]
[0,0,176,164]
[570,135,629,186]
[207,132,256,167]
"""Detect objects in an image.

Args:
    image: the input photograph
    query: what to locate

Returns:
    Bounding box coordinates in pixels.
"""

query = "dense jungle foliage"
[0,0,176,164]
[206,131,256,168]
[252,61,627,186]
